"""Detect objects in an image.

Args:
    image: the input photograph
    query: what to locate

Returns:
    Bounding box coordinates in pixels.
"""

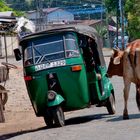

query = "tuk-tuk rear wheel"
[43,110,54,128]
[106,93,116,115]
[52,106,65,127]
[44,117,53,128]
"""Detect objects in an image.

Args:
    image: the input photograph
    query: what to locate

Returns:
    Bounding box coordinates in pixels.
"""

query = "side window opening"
[79,35,101,72]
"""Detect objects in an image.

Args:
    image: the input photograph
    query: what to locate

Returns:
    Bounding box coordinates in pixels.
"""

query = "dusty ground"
[0,57,46,138]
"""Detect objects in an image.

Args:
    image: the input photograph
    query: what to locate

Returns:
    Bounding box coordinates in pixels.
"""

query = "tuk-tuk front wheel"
[106,93,116,114]
[52,106,65,127]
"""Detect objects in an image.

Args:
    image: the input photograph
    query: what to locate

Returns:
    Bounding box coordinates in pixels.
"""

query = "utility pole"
[119,0,125,50]
[116,0,119,48]
[35,0,44,31]
[101,0,103,25]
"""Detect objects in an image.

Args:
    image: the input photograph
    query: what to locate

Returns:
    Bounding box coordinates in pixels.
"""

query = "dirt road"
[0,58,46,138]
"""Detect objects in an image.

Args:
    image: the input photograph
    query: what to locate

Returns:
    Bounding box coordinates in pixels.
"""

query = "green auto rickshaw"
[14,25,115,127]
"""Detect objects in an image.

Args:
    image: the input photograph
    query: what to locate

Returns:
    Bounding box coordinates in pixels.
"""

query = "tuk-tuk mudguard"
[99,66,114,100]
[47,94,64,107]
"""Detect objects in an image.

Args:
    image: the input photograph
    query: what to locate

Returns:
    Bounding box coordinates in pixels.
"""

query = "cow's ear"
[113,56,121,65]
[113,48,120,53]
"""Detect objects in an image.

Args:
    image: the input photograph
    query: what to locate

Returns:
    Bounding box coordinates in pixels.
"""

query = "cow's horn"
[113,47,120,51]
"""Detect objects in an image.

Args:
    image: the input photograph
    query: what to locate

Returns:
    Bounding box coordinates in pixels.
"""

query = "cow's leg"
[136,84,140,111]
[123,80,131,120]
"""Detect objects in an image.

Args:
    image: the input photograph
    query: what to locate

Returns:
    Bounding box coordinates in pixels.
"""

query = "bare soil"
[0,58,46,138]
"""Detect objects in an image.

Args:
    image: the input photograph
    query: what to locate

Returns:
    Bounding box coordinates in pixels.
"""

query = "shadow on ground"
[0,113,110,140]
[107,113,140,122]
[65,113,109,125]
[0,126,47,140]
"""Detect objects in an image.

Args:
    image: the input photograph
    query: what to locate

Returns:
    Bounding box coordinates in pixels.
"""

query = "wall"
[0,36,19,57]
[47,9,74,23]
[26,9,74,24]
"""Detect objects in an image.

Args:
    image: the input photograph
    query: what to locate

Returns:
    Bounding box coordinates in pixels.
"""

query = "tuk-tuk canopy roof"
[20,25,100,45]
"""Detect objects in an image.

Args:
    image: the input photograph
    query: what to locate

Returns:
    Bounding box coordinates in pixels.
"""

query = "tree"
[104,0,118,14]
[0,0,24,16]
[0,0,12,11]
[104,0,140,40]
[125,0,140,40]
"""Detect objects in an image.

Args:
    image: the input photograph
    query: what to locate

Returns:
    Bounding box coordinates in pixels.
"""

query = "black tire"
[43,110,54,128]
[44,117,53,128]
[106,93,116,114]
[52,106,65,127]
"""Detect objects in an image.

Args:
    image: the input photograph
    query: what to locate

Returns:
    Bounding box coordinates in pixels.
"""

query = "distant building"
[0,11,18,57]
[26,8,74,31]
[113,32,129,49]
[0,11,16,26]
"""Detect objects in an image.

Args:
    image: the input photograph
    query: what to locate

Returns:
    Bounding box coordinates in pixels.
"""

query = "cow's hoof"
[123,115,129,120]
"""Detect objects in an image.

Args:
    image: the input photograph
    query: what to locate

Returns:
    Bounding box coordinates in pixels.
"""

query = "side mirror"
[13,48,22,61]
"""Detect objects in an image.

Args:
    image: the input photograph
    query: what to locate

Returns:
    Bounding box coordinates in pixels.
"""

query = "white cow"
[14,17,36,38]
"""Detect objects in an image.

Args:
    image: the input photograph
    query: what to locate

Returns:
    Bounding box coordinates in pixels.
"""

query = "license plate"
[35,60,66,71]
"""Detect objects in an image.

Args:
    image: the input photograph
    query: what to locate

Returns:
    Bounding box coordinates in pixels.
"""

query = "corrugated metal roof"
[0,11,14,17]
[0,18,16,23]
[0,12,16,33]
[0,11,16,23]
[27,8,60,14]
[43,8,60,13]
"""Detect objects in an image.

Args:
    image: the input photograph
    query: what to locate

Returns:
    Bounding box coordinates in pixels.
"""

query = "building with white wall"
[26,8,74,31]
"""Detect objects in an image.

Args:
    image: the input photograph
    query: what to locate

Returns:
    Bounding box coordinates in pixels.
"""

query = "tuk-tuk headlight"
[48,90,57,101]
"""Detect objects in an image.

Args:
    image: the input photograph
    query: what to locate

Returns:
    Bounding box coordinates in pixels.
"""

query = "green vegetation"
[104,0,117,14]
[104,0,140,40]
[5,0,103,11]
[125,0,140,40]
[0,0,24,16]
[0,0,12,11]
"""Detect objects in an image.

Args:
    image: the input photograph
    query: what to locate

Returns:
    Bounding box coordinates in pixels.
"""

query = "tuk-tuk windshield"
[24,32,79,66]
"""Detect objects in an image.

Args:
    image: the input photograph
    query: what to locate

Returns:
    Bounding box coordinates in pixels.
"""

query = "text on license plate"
[35,60,66,71]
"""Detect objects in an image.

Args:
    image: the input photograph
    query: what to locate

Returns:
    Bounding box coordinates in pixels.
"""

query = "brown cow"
[107,39,140,119]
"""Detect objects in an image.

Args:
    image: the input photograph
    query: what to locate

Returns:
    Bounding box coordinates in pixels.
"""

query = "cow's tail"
[136,84,140,111]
